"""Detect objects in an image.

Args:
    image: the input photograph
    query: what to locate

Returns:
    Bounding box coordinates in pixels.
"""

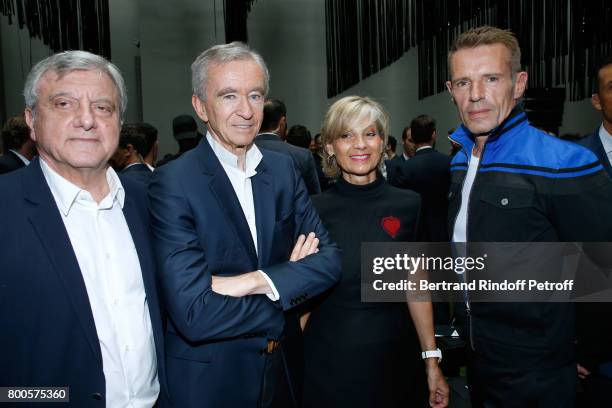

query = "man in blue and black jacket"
[446,26,612,407]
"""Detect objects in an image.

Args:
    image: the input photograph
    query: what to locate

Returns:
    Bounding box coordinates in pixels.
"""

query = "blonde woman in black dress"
[302,96,448,408]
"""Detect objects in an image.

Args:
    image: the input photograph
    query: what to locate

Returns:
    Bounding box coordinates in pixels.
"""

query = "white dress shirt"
[452,151,480,243]
[598,124,612,166]
[206,133,280,300]
[40,159,159,408]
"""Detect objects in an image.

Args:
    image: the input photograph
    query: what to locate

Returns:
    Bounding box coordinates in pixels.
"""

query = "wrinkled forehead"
[205,58,266,92]
[38,68,119,95]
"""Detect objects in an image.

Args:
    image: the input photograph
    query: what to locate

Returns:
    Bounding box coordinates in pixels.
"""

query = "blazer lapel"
[23,159,102,365]
[252,158,275,269]
[592,129,612,178]
[196,140,259,266]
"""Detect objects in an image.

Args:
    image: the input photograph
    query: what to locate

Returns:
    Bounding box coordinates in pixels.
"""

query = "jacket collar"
[256,132,283,142]
[194,137,277,267]
[414,146,434,156]
[448,103,528,150]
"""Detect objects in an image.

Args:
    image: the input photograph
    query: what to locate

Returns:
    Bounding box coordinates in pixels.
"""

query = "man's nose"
[236,96,254,118]
[73,103,96,130]
[469,81,485,102]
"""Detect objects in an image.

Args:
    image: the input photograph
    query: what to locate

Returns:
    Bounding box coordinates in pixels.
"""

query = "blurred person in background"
[0,115,36,174]
[286,124,312,149]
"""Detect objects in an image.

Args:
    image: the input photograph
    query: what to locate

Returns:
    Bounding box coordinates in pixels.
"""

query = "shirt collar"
[40,158,125,216]
[598,124,612,154]
[9,149,30,165]
[416,145,433,152]
[206,132,262,176]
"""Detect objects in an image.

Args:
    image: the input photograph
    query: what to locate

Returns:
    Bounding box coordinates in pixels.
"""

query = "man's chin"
[465,122,495,136]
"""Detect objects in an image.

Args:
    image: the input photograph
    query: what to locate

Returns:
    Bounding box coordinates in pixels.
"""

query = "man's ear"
[125,144,136,157]
[279,116,287,137]
[445,81,456,104]
[24,108,36,142]
[592,93,602,112]
[192,94,209,123]
[513,71,529,100]
[445,81,452,94]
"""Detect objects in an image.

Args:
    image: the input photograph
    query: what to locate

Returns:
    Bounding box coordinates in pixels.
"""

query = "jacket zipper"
[451,141,486,351]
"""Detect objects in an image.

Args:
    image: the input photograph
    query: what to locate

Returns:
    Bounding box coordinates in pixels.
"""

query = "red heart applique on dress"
[380,216,400,238]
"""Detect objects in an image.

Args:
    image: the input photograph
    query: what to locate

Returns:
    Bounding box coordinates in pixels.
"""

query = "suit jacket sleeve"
[387,159,404,188]
[549,163,612,369]
[304,152,321,195]
[261,162,341,311]
[148,167,285,343]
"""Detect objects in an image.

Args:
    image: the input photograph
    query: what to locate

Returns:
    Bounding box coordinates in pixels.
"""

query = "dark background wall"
[0,0,601,156]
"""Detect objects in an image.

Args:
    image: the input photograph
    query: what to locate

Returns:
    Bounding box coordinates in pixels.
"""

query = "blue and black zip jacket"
[448,106,612,370]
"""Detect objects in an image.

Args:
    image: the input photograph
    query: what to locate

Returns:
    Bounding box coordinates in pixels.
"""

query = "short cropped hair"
[1,115,31,151]
[448,26,522,78]
[261,98,286,132]
[410,115,437,144]
[23,50,127,117]
[593,55,612,94]
[320,96,389,179]
[401,126,411,142]
[138,122,158,156]
[387,135,397,153]
[119,124,148,156]
[286,125,311,149]
[191,41,270,101]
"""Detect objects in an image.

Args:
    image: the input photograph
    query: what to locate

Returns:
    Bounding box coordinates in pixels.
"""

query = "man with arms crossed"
[149,42,341,408]
[446,26,612,407]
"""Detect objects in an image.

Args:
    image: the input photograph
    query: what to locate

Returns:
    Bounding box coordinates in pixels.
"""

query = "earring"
[326,154,336,166]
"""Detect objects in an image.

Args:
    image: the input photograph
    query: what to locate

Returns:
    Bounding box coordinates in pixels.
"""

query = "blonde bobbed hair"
[320,96,389,179]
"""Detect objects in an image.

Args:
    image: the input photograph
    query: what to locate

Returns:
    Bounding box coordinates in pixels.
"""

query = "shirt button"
[500,198,509,206]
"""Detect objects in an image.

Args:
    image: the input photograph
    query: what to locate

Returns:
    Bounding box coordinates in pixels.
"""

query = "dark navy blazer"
[254,133,321,195]
[148,138,341,407]
[577,127,612,178]
[0,159,167,407]
[121,162,153,186]
[0,150,26,174]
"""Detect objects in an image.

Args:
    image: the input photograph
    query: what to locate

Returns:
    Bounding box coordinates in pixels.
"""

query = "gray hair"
[191,41,270,100]
[23,50,127,117]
